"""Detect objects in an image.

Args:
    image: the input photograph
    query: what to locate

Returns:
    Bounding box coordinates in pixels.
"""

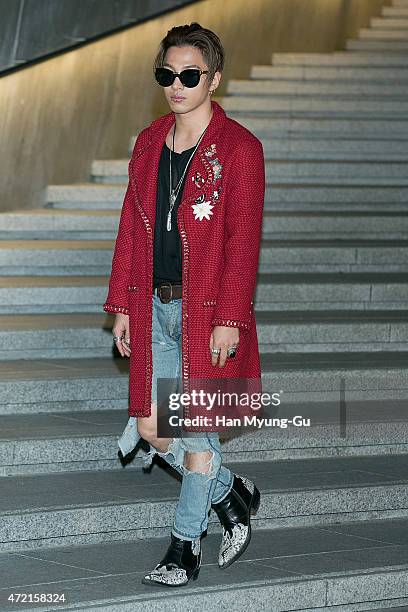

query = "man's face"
[160,45,219,114]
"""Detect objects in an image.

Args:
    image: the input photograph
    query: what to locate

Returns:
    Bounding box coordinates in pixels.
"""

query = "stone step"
[231,117,408,138]
[1,272,408,314]
[254,272,408,310]
[0,209,118,231]
[217,95,408,119]
[46,183,124,208]
[130,120,408,152]
[371,17,408,28]
[12,209,408,239]
[369,608,408,612]
[2,310,408,360]
[259,238,408,272]
[0,409,140,476]
[359,27,408,39]
[0,358,127,415]
[278,140,408,162]
[262,212,408,238]
[263,199,408,212]
[259,138,408,161]
[251,64,408,82]
[1,404,407,476]
[92,159,408,184]
[261,186,408,208]
[3,239,408,276]
[346,39,408,50]
[47,183,408,211]
[138,136,408,161]
[256,309,408,352]
[1,455,408,552]
[0,276,107,313]
[264,140,408,168]
[0,240,112,275]
[270,51,408,66]
[0,313,117,359]
[267,172,408,189]
[228,209,406,238]
[2,518,408,610]
[227,79,408,97]
[0,230,115,240]
[383,5,408,16]
[2,351,408,415]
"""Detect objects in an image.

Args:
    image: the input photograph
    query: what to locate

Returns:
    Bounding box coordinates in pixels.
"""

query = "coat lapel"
[129,100,227,230]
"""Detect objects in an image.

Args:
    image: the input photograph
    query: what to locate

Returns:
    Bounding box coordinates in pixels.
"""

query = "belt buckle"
[158,282,172,304]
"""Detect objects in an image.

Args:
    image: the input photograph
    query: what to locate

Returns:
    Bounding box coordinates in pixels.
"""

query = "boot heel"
[250,486,261,515]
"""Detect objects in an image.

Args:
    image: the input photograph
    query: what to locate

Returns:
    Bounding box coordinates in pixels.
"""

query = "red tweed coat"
[103,100,266,425]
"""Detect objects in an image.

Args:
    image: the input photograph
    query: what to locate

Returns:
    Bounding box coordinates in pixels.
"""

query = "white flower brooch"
[191,143,222,222]
[192,194,214,221]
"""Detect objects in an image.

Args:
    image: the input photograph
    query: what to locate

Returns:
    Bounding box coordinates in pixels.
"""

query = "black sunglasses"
[155,67,208,88]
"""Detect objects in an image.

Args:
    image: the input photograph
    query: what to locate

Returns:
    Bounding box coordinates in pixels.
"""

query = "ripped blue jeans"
[141,294,234,541]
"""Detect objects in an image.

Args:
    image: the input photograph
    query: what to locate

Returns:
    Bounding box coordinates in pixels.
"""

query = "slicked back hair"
[153,22,224,89]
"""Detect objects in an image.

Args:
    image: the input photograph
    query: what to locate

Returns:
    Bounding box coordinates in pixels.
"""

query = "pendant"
[167,192,176,231]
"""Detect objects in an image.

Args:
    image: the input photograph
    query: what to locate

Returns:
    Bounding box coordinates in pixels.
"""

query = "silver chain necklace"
[167,122,207,231]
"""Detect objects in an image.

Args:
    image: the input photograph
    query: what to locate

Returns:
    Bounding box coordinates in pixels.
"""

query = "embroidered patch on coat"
[209,158,222,183]
[191,171,205,188]
[212,186,221,200]
[191,146,222,221]
[204,143,217,158]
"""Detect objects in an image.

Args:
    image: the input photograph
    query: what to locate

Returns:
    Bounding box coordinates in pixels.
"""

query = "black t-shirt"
[152,142,196,289]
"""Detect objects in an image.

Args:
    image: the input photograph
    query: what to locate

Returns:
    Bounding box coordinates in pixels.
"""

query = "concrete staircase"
[2,2,408,610]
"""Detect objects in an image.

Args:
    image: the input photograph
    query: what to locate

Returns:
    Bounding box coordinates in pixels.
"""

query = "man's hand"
[113,313,131,357]
[210,325,239,367]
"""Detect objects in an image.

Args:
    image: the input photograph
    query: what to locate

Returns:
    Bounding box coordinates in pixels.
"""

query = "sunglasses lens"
[155,68,203,88]
[180,69,200,87]
[155,68,174,87]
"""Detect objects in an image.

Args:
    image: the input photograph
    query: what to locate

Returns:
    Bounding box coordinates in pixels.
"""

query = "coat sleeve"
[211,137,265,332]
[102,179,135,315]
[103,128,150,315]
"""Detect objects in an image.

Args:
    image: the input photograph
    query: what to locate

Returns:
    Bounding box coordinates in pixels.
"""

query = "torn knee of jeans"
[148,437,180,468]
[182,450,218,480]
[157,437,178,460]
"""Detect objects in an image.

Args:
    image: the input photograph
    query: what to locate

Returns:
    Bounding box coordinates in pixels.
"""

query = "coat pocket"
[203,298,254,314]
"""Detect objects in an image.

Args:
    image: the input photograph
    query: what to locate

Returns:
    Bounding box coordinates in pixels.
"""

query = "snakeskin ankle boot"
[141,533,201,587]
[211,473,261,569]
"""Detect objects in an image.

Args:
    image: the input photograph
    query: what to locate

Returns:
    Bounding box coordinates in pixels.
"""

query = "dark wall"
[0,0,199,73]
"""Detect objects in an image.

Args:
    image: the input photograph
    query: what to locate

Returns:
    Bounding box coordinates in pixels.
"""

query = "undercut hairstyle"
[153,22,225,89]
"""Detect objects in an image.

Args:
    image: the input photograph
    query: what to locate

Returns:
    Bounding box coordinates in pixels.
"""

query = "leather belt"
[153,282,182,303]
